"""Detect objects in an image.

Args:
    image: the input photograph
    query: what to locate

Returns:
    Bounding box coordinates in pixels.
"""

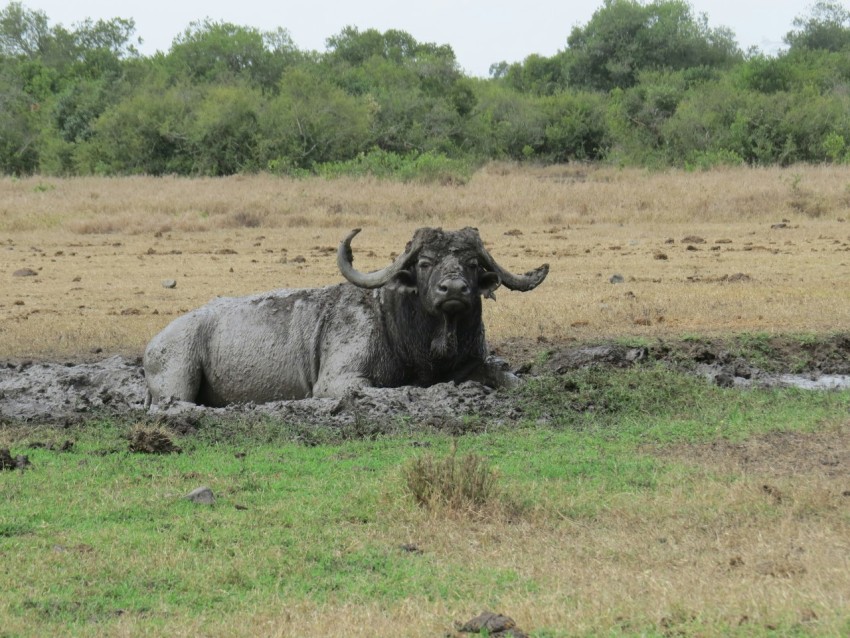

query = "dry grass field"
[3,163,850,360]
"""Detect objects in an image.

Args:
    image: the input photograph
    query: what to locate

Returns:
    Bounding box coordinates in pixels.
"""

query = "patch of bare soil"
[650,425,850,480]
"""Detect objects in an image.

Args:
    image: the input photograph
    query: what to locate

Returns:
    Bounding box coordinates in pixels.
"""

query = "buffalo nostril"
[439,278,469,295]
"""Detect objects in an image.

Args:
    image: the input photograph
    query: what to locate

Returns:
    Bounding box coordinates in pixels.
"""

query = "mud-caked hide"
[144,227,548,406]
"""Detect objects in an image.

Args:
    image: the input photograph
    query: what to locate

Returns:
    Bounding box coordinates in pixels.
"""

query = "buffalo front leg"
[143,342,204,406]
[311,373,372,399]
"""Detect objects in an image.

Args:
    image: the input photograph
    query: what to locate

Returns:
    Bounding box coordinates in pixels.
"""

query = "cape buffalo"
[144,227,548,406]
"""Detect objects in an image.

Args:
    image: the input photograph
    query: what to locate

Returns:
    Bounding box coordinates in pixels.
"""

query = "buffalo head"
[337,227,549,317]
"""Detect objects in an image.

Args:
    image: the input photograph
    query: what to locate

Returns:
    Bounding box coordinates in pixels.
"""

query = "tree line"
[2,0,850,178]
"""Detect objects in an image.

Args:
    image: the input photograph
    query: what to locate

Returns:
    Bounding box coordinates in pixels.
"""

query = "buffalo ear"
[391,269,417,294]
[479,271,501,300]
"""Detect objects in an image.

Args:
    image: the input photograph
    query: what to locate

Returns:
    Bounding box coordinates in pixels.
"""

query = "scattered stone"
[292,255,306,263]
[547,345,647,374]
[686,245,699,251]
[0,448,16,469]
[682,235,706,244]
[771,222,788,229]
[459,611,527,637]
[0,449,30,470]
[653,251,668,260]
[723,273,752,283]
[215,248,238,255]
[120,307,141,315]
[12,268,37,277]
[609,273,624,284]
[664,238,675,244]
[715,238,733,244]
[161,279,177,289]
[185,486,215,505]
[28,440,74,452]
[714,372,735,388]
[503,229,523,236]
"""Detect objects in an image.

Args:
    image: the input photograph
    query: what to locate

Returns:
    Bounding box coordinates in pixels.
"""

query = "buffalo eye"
[417,260,433,270]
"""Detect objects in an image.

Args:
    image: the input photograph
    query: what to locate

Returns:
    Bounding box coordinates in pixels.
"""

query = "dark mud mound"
[0,355,517,427]
[531,334,850,390]
[0,356,146,422]
[149,381,518,431]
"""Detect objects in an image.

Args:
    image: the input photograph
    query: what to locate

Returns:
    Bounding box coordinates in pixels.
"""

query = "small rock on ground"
[0,448,30,470]
[185,486,215,505]
[459,611,528,637]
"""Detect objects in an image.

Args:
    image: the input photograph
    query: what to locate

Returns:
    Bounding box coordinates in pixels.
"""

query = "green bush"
[684,149,745,171]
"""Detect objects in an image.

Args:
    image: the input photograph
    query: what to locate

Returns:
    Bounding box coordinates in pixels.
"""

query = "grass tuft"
[403,442,500,513]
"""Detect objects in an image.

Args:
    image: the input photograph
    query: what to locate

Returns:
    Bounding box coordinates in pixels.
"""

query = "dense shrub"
[3,1,850,175]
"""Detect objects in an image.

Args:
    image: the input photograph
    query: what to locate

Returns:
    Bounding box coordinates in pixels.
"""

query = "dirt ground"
[650,425,850,481]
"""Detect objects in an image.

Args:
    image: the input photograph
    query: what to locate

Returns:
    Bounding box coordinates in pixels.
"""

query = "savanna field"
[2,164,850,636]
[3,163,850,357]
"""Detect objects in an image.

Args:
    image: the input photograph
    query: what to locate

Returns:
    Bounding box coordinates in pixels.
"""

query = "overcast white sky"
[19,0,831,77]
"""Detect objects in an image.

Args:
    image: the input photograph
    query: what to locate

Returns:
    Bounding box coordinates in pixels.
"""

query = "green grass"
[2,366,849,636]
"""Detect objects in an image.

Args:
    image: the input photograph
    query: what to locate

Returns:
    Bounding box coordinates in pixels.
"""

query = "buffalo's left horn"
[337,228,421,288]
[476,240,549,291]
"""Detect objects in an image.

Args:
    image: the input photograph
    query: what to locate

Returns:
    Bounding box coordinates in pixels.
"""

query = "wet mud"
[2,335,849,427]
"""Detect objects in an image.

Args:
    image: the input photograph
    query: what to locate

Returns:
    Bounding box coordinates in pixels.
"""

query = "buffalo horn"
[337,228,420,289]
[476,241,549,291]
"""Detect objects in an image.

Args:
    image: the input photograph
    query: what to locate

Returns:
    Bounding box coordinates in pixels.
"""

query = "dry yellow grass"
[2,163,850,358]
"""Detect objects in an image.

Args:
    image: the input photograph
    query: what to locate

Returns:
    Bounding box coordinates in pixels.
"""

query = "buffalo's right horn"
[337,228,421,289]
